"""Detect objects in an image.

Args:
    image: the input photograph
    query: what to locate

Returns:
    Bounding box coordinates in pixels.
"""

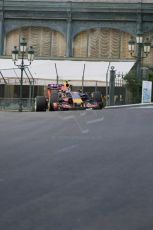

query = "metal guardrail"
[105,102,153,109]
[0,98,34,111]
[1,97,152,112]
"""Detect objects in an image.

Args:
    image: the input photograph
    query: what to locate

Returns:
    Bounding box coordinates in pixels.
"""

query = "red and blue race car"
[34,83,103,112]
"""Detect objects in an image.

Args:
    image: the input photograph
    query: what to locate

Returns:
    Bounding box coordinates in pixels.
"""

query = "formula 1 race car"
[34,83,103,112]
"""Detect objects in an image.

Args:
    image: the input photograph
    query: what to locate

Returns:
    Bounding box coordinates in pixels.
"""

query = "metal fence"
[0,98,34,111]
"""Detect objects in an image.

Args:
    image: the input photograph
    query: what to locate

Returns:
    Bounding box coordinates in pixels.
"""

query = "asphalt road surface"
[0,108,153,230]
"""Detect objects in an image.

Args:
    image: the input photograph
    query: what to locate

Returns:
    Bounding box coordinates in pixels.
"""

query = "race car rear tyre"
[49,91,58,111]
[91,91,103,109]
[35,96,47,112]
[91,91,102,101]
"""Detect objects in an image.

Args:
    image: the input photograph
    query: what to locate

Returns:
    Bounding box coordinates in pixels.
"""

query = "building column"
[0,19,4,55]
[0,0,4,55]
[66,5,72,57]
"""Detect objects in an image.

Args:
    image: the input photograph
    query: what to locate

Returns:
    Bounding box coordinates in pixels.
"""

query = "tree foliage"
[148,72,153,101]
[124,69,153,103]
[148,72,153,82]
[124,69,142,103]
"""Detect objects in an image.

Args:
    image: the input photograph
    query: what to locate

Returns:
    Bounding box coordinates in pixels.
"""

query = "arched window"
[5,27,66,57]
[73,28,131,59]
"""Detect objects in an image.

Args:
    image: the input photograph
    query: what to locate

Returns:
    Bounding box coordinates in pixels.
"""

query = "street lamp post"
[12,37,34,112]
[128,33,151,80]
[128,34,151,102]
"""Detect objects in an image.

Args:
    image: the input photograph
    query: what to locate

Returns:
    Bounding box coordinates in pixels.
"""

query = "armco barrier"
[105,102,153,109]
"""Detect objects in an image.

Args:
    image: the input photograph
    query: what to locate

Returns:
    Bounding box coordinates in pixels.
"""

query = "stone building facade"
[0,0,153,66]
[0,0,153,102]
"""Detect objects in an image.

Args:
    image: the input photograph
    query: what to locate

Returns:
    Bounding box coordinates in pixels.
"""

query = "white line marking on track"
[57,144,78,153]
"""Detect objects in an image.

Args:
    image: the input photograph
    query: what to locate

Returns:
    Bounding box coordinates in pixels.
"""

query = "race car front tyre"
[35,96,47,112]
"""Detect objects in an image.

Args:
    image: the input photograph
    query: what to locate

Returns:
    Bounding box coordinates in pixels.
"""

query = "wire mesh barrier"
[0,98,34,111]
[0,60,137,108]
